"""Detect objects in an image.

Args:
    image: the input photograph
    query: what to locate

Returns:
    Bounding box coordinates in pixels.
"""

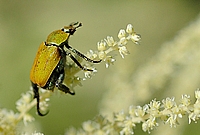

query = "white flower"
[129,105,135,116]
[149,99,161,110]
[126,24,134,34]
[180,94,191,107]
[195,89,200,101]
[171,105,182,118]
[142,116,158,133]
[132,34,141,42]
[134,106,146,117]
[86,50,99,60]
[104,36,117,47]
[98,51,107,60]
[127,34,141,45]
[97,40,107,51]
[84,68,97,78]
[189,101,200,124]
[5,110,18,123]
[162,97,176,109]
[118,37,128,46]
[16,91,32,112]
[118,46,129,58]
[82,120,100,132]
[115,110,126,121]
[148,99,161,117]
[23,114,35,125]
[165,114,179,127]
[120,117,135,135]
[118,29,126,39]
[104,56,116,68]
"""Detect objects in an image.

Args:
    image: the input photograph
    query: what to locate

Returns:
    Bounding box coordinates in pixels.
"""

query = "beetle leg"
[65,44,102,63]
[31,82,49,116]
[67,52,95,72]
[56,70,75,95]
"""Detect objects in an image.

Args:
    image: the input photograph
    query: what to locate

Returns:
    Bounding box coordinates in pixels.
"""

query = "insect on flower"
[30,22,101,116]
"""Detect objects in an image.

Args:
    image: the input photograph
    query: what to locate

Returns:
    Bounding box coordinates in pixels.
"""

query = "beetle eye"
[61,28,70,33]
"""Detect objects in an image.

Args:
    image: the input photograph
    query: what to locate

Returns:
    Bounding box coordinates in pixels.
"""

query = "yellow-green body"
[30,42,61,87]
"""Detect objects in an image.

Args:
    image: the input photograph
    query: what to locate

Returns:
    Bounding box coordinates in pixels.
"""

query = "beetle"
[30,22,101,116]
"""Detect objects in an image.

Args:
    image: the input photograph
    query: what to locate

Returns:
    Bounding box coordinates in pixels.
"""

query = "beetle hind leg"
[32,82,49,116]
[56,70,75,95]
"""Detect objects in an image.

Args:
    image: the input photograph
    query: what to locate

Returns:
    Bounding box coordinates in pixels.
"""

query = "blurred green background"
[0,0,200,134]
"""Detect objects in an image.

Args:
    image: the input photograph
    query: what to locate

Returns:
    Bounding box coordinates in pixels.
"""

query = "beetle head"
[62,22,82,35]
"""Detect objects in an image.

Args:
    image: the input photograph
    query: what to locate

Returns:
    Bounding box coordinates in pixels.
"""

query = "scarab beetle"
[30,22,101,116]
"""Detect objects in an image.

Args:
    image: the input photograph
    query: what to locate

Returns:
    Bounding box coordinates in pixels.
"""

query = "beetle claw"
[68,91,75,95]
[35,92,49,116]
[37,109,49,116]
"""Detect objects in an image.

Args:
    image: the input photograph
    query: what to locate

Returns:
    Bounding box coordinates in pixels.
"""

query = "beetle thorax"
[46,30,70,45]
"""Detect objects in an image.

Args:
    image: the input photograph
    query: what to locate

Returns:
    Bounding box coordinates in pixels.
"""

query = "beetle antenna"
[70,22,82,29]
[76,22,82,28]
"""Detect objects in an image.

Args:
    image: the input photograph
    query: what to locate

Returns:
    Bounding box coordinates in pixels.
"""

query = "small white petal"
[126,24,134,34]
[118,46,129,58]
[97,40,107,51]
[105,36,116,47]
[118,29,126,39]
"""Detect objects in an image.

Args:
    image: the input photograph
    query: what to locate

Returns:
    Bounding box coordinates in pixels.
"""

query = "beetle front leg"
[65,44,101,63]
[56,70,75,95]
[67,52,94,72]
[31,82,48,116]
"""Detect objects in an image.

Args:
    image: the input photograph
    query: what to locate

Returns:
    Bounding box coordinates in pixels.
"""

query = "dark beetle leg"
[65,44,101,63]
[56,69,75,95]
[32,82,49,116]
[67,52,94,71]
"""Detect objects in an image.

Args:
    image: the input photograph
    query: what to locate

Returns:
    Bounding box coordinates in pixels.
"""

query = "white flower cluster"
[16,90,35,125]
[89,24,141,68]
[0,109,18,134]
[64,24,141,91]
[0,88,50,134]
[65,89,200,135]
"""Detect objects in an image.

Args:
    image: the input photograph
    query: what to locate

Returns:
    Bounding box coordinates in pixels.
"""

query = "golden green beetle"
[30,22,101,116]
